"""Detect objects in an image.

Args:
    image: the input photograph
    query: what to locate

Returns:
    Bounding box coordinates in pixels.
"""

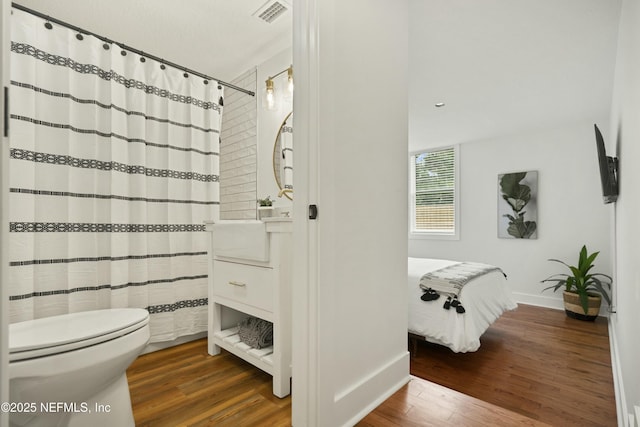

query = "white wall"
[219,68,258,220]
[609,0,640,422]
[292,0,410,425]
[256,48,293,212]
[409,120,613,309]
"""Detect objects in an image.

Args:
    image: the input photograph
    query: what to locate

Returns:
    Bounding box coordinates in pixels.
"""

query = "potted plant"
[257,196,274,219]
[541,245,612,321]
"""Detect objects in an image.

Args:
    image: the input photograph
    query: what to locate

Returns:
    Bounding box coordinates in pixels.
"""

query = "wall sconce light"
[264,77,276,110]
[287,66,294,94]
[263,65,293,110]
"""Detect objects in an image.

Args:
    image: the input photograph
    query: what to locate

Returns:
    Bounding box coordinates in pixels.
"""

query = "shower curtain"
[8,9,222,342]
[282,120,294,191]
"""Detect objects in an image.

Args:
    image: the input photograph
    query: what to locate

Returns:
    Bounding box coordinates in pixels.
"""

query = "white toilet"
[9,308,150,427]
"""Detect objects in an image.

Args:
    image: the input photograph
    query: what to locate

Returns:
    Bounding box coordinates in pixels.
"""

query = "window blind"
[412,147,456,233]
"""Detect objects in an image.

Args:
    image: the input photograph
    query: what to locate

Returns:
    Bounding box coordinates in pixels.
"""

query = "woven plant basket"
[563,291,601,321]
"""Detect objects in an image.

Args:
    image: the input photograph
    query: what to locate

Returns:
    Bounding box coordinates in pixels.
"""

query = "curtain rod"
[11,2,256,97]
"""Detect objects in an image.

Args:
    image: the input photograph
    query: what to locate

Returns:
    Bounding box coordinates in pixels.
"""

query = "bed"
[408,257,518,353]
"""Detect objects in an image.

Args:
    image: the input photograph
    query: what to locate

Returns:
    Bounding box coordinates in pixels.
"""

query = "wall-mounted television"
[594,124,618,204]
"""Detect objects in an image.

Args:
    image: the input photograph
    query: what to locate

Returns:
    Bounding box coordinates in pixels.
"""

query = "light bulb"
[287,66,294,94]
[264,78,276,110]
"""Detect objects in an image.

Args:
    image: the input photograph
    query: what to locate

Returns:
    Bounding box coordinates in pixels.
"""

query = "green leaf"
[503,214,517,222]
[589,277,612,305]
[542,283,565,293]
[584,251,599,267]
[578,245,587,266]
[592,273,613,282]
[542,273,570,280]
[521,221,537,238]
[548,259,571,268]
[541,245,612,312]
[569,266,582,280]
[513,186,531,207]
[500,172,527,196]
[505,214,537,239]
[507,197,526,212]
[578,292,590,315]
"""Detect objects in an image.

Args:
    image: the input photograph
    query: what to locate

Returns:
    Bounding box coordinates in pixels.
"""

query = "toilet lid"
[9,308,149,361]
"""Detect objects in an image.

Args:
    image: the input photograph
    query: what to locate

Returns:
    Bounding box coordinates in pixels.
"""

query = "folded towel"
[238,317,273,349]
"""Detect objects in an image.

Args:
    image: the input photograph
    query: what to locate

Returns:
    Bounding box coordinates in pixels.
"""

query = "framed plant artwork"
[498,171,538,239]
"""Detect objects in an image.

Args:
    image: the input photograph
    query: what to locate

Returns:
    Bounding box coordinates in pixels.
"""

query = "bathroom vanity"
[205,218,292,397]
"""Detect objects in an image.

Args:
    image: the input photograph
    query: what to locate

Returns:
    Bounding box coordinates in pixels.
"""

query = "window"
[410,145,459,239]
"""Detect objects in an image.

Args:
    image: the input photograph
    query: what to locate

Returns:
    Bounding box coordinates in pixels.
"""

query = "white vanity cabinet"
[205,218,292,398]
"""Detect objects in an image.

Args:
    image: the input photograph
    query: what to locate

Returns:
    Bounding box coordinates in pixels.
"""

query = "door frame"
[1,0,11,422]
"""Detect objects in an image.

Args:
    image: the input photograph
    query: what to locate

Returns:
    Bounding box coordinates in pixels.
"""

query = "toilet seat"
[9,308,150,362]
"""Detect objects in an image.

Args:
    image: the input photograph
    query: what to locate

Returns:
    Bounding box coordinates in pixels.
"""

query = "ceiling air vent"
[253,0,289,23]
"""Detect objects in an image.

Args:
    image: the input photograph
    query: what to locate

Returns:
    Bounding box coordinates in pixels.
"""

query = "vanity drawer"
[212,261,274,312]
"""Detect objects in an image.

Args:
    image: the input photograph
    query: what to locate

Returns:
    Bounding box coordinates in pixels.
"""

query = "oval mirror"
[273,111,293,200]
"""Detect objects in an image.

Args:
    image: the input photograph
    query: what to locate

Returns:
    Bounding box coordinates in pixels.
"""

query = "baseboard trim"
[608,316,629,427]
[141,331,207,355]
[513,292,612,318]
[512,292,564,310]
[334,351,411,427]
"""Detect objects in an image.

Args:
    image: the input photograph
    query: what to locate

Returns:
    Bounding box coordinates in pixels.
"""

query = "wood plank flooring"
[126,341,291,426]
[407,304,617,426]
[357,378,550,427]
[127,304,616,426]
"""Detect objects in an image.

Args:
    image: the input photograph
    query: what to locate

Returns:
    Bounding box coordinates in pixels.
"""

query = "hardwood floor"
[407,304,617,426]
[127,304,616,426]
[357,378,550,427]
[127,341,291,426]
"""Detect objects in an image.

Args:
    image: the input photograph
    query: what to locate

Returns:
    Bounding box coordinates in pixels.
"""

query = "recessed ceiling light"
[435,102,445,108]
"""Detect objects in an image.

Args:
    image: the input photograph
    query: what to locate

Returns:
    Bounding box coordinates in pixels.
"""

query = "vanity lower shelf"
[212,326,275,375]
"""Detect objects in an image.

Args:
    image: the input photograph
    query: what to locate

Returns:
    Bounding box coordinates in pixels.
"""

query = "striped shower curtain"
[8,8,221,342]
[281,115,294,191]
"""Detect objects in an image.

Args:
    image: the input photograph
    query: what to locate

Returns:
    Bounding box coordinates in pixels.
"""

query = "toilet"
[9,308,150,427]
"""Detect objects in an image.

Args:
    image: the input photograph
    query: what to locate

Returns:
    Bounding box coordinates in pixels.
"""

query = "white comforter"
[408,257,517,353]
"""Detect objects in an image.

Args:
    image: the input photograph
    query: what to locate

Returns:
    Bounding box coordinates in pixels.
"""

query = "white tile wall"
[219,68,258,220]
